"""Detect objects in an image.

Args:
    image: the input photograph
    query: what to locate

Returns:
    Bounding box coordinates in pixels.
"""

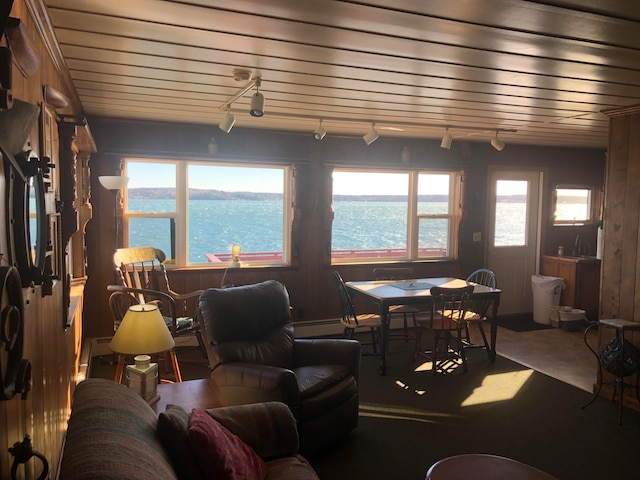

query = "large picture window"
[331,168,462,263]
[123,159,292,267]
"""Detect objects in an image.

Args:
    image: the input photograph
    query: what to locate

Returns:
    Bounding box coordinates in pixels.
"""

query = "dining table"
[345,276,501,375]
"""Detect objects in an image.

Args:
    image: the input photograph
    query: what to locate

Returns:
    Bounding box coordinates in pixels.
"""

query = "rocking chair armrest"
[167,288,204,302]
[106,284,178,316]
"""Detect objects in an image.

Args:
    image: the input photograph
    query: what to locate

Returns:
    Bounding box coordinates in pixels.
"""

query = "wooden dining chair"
[373,267,419,342]
[333,271,382,355]
[414,285,474,374]
[463,268,495,359]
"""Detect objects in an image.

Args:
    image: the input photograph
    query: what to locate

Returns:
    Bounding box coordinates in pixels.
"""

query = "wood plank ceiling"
[43,0,640,148]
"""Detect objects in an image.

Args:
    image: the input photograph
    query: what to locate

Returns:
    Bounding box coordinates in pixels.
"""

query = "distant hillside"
[128,188,281,201]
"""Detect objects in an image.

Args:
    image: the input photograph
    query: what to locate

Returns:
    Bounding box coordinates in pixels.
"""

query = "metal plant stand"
[582,318,640,425]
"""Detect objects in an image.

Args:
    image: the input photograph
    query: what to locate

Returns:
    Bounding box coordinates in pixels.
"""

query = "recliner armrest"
[293,338,361,383]
[206,401,300,459]
[211,362,301,416]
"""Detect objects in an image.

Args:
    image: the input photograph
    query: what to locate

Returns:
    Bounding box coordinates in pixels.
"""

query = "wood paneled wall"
[599,105,640,409]
[84,117,607,339]
[1,1,85,478]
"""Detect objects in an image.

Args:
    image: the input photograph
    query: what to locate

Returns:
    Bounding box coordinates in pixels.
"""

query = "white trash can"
[531,275,565,325]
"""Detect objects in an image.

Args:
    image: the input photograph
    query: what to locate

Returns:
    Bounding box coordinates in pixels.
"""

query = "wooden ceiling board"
[42,0,640,147]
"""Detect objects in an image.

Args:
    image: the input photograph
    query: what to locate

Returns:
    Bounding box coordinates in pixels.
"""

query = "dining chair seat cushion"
[416,313,464,331]
[462,311,484,322]
[294,365,351,399]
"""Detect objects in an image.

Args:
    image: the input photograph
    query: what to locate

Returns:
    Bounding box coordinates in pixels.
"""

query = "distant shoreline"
[128,188,539,203]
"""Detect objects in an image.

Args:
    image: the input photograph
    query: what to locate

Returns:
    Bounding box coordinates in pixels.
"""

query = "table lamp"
[109,304,175,404]
[231,243,242,267]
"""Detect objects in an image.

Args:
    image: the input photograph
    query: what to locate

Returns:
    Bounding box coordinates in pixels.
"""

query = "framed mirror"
[8,149,52,288]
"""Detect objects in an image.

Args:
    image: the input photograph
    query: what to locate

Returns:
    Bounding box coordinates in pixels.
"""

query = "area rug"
[498,316,554,332]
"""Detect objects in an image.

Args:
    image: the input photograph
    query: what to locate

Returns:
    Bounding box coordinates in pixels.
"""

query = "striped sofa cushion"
[59,378,178,480]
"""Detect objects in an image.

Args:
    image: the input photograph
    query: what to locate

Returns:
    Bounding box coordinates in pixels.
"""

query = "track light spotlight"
[491,131,505,151]
[249,78,264,117]
[219,110,235,133]
[313,120,327,140]
[363,123,378,145]
[440,128,453,149]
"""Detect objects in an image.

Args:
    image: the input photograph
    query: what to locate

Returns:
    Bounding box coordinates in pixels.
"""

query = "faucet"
[573,235,581,256]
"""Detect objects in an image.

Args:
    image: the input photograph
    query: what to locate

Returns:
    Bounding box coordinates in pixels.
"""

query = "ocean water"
[123,199,531,263]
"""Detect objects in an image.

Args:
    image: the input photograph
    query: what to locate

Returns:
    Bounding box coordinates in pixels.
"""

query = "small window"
[553,186,600,226]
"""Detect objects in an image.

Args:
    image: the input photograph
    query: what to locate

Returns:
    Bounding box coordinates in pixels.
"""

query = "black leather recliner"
[197,279,361,457]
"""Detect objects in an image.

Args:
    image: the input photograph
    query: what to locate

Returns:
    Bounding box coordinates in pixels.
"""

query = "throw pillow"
[188,408,266,480]
[157,405,204,480]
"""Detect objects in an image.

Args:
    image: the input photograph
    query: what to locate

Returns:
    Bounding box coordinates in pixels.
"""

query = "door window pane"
[494,180,527,247]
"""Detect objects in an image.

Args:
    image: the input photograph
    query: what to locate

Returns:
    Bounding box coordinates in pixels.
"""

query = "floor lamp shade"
[109,304,175,355]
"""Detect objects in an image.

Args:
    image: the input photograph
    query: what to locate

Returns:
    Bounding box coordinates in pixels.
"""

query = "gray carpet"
[90,341,640,480]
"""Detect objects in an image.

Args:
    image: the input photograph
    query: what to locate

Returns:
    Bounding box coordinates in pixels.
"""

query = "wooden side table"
[426,454,558,480]
[152,378,222,414]
[582,318,640,425]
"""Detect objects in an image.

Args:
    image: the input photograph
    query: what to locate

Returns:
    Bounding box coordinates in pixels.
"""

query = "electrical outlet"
[473,232,481,242]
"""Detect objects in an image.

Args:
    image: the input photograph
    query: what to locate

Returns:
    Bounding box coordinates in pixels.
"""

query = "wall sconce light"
[249,78,264,117]
[491,131,505,151]
[219,109,235,133]
[440,127,453,149]
[313,120,326,140]
[363,123,378,145]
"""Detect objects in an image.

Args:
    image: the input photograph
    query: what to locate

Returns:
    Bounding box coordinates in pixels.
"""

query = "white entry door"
[487,168,542,315]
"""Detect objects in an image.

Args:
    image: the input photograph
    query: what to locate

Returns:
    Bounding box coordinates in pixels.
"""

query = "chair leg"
[403,313,409,341]
[432,331,441,375]
[168,348,183,382]
[477,323,491,359]
[115,354,126,383]
[371,327,378,354]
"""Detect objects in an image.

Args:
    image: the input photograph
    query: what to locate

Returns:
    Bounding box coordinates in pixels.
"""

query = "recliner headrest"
[198,280,291,343]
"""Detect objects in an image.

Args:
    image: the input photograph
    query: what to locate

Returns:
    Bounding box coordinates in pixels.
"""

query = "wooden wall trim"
[23,0,84,113]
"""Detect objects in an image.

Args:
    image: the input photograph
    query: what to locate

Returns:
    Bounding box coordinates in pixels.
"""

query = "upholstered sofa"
[58,378,319,480]
[197,280,362,457]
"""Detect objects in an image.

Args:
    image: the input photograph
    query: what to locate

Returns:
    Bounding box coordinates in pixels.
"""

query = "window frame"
[122,158,293,268]
[552,184,601,227]
[330,167,462,264]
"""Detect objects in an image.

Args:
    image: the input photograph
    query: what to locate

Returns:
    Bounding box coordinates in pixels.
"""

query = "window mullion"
[174,162,188,266]
[407,172,418,259]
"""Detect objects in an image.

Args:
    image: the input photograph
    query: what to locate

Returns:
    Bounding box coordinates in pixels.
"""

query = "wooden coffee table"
[153,378,223,414]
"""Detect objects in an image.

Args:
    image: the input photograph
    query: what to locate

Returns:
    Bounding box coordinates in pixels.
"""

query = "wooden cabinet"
[541,255,601,321]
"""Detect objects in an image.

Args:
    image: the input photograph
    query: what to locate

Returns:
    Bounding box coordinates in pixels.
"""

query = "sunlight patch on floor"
[395,379,426,395]
[461,369,534,407]
[359,402,459,423]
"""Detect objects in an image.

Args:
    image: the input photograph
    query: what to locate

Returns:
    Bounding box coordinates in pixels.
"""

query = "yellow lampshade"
[109,304,175,355]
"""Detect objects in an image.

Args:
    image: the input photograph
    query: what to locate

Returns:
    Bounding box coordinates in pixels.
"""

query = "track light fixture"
[491,131,505,151]
[440,127,453,149]
[250,78,264,117]
[363,123,378,145]
[313,120,327,140]
[219,110,235,133]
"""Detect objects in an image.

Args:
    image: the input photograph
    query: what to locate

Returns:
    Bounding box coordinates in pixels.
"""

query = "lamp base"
[146,393,161,406]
